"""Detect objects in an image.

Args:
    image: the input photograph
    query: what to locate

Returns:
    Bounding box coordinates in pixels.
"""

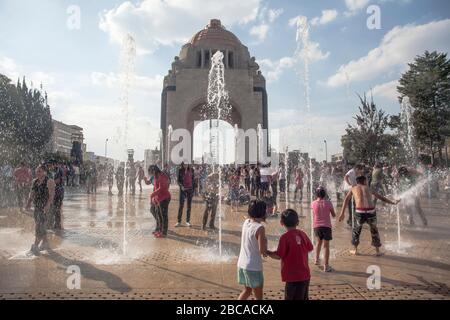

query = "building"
[96,155,115,167]
[161,19,268,164]
[331,153,344,164]
[83,152,115,166]
[144,148,161,171]
[48,119,86,157]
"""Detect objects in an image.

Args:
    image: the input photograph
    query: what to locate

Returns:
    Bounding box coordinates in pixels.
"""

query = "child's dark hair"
[281,209,299,227]
[315,186,327,199]
[248,200,266,219]
[356,175,366,184]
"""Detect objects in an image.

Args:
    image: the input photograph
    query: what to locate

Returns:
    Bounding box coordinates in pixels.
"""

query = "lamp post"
[324,140,327,163]
[105,138,109,157]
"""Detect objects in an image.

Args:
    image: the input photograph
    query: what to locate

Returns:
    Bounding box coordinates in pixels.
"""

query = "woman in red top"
[144,165,171,238]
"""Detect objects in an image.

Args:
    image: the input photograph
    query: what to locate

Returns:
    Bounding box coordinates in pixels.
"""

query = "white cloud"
[311,9,339,26]
[249,6,283,42]
[56,103,160,161]
[0,55,56,89]
[298,41,330,63]
[91,71,163,94]
[267,8,283,23]
[250,24,269,41]
[99,0,262,55]
[344,0,370,16]
[29,71,56,87]
[326,19,450,87]
[372,80,399,101]
[0,56,19,81]
[258,14,329,83]
[269,108,348,159]
[257,57,295,83]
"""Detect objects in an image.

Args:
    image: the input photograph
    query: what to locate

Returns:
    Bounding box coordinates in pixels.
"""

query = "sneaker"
[324,265,333,272]
[153,232,161,238]
[174,222,182,227]
[186,222,191,228]
[314,258,320,266]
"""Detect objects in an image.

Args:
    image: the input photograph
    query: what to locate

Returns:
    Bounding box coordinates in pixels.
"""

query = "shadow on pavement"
[45,249,132,293]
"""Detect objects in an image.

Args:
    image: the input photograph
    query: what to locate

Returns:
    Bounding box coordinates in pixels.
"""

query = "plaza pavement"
[0,184,449,300]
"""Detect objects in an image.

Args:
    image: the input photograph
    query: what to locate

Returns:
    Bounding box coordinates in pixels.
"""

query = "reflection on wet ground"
[0,185,449,299]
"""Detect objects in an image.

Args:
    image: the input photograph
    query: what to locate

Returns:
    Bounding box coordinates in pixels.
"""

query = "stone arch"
[178,98,242,164]
[161,19,268,165]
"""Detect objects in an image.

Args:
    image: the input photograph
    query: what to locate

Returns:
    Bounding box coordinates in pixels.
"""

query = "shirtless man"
[339,175,400,256]
[343,164,365,227]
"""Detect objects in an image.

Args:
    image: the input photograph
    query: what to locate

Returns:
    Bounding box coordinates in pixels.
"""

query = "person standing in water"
[202,172,219,231]
[176,162,194,227]
[339,175,400,256]
[293,167,304,203]
[107,164,114,196]
[47,160,65,230]
[312,187,336,272]
[116,164,125,196]
[144,165,171,238]
[371,163,385,206]
[397,166,428,227]
[137,165,145,192]
[343,164,365,227]
[267,209,313,300]
[25,165,55,255]
[128,161,137,195]
[237,200,268,300]
[14,162,32,211]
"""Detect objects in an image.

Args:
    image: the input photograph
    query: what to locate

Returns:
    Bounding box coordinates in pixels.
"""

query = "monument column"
[201,49,205,68]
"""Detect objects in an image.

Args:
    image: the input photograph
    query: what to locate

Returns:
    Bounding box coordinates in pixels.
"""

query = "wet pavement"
[0,184,449,300]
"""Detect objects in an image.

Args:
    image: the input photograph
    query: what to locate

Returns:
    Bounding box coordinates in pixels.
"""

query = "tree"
[0,74,53,165]
[397,51,450,166]
[0,74,25,163]
[342,94,399,165]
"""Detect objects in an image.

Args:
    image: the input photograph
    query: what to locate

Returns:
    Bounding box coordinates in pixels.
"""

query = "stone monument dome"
[189,19,241,47]
[160,19,268,164]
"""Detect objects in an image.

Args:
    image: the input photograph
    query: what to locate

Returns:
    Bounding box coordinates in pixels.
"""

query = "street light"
[324,140,328,163]
[105,138,109,157]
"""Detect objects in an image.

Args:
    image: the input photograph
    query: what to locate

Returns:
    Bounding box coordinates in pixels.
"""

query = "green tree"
[342,94,399,165]
[397,51,450,166]
[0,74,25,163]
[0,74,53,165]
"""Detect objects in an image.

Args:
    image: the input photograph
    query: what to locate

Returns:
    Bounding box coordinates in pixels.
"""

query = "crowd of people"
[1,156,449,300]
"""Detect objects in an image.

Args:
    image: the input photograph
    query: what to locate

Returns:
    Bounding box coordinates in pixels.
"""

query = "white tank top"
[237,219,263,271]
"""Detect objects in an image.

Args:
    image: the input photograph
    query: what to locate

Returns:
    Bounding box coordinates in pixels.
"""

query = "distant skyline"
[1,0,450,161]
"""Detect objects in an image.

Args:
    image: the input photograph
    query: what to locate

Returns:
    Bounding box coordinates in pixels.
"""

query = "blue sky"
[1,0,449,161]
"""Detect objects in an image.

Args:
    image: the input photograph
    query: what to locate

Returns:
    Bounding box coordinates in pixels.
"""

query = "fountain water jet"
[167,125,173,165]
[206,51,231,256]
[284,146,289,210]
[119,34,136,256]
[295,16,314,243]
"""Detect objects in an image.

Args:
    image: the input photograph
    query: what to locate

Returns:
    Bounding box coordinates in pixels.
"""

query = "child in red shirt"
[267,209,313,300]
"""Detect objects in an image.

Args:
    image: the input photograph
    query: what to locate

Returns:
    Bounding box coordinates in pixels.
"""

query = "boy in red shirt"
[267,209,313,300]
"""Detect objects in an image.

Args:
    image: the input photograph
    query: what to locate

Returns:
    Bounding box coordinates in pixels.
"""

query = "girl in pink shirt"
[311,187,336,272]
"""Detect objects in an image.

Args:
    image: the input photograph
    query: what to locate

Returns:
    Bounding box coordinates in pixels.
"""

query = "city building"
[144,148,161,171]
[331,153,344,164]
[161,19,268,164]
[48,119,86,157]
